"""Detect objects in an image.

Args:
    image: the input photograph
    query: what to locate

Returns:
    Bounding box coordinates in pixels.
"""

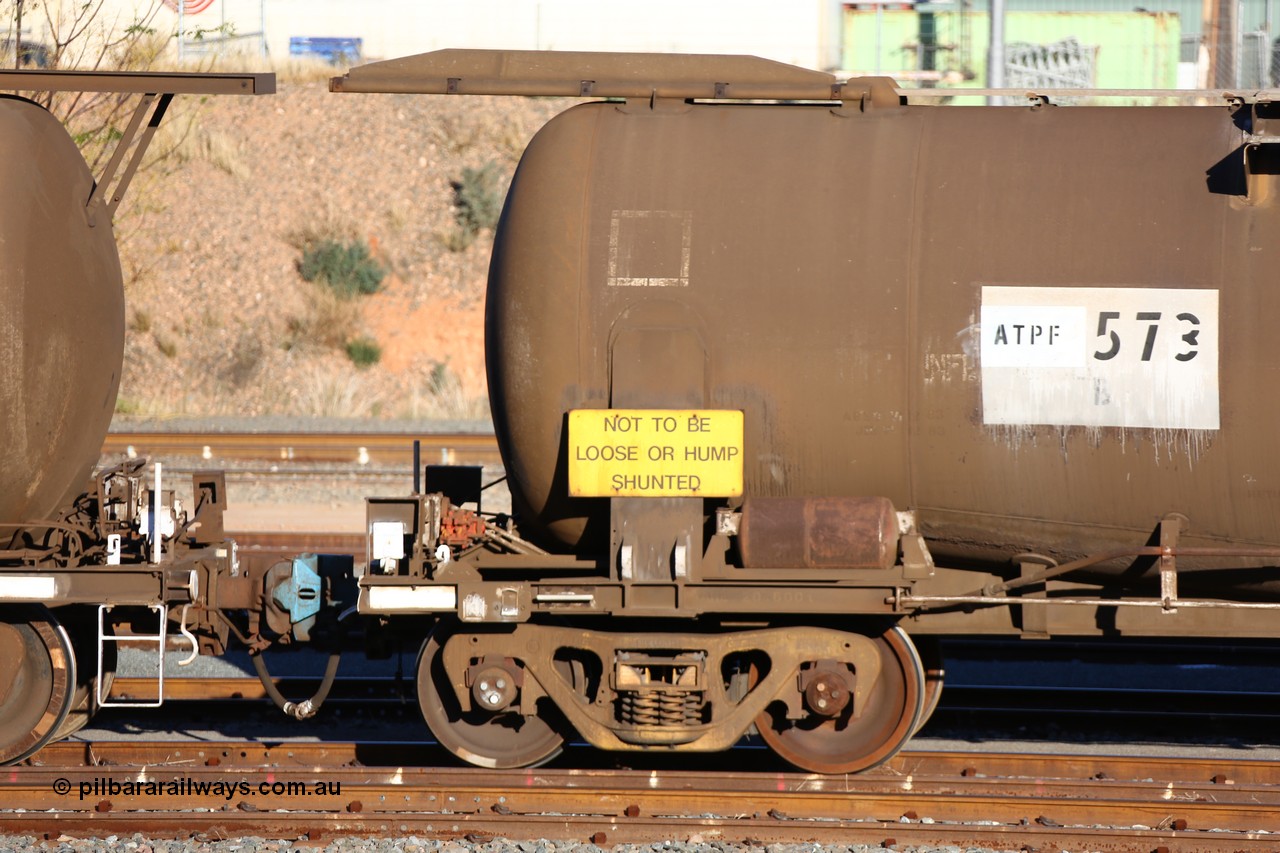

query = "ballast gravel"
[1,839,1024,853]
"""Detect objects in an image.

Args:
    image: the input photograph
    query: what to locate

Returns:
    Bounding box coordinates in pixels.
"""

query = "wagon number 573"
[1093,311,1200,362]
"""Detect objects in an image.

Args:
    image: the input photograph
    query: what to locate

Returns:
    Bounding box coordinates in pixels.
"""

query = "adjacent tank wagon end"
[0,68,273,762]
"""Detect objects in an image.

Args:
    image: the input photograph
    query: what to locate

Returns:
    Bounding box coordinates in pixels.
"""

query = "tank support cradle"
[897,513,1280,616]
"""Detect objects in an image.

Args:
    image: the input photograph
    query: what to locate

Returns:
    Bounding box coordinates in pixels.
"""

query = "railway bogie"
[415,618,924,773]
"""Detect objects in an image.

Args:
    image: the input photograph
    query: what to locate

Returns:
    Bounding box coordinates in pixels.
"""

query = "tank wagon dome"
[0,94,125,526]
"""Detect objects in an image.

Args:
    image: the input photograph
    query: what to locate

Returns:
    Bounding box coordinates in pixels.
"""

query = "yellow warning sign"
[568,409,744,498]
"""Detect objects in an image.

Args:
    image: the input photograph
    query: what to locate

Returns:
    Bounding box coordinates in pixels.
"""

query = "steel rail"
[29,739,1280,783]
[102,431,501,467]
[231,532,365,556]
[11,742,1280,848]
[105,674,1280,723]
[106,676,413,703]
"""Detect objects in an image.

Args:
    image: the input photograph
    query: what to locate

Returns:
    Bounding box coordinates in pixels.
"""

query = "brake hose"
[250,648,340,720]
[216,607,353,720]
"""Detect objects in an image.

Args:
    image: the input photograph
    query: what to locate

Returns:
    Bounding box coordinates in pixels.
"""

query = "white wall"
[8,0,846,71]
[261,0,841,68]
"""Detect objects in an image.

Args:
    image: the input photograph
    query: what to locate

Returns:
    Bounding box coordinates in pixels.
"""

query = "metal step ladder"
[96,603,167,708]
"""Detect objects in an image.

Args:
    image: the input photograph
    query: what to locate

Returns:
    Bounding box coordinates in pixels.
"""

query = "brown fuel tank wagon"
[0,69,272,762]
[329,50,1280,774]
[9,49,1280,777]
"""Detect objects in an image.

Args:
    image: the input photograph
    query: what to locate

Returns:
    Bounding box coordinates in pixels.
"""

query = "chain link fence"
[843,0,1278,90]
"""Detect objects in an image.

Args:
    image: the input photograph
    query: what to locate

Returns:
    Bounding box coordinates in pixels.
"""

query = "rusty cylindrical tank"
[0,95,124,526]
[487,92,1279,575]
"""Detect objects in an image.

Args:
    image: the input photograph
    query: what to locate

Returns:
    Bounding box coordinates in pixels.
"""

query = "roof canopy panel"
[0,69,275,95]
[330,48,842,100]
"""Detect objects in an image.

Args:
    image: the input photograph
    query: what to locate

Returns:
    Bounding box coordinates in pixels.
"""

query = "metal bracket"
[1243,99,1280,143]
[1015,552,1057,638]
[1241,100,1280,202]
[1159,512,1187,612]
[86,92,173,226]
[620,94,693,114]
[834,76,903,116]
[898,511,935,579]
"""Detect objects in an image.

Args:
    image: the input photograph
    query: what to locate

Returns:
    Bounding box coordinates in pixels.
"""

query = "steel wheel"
[754,625,924,774]
[416,621,565,768]
[51,608,116,741]
[0,605,76,764]
[912,636,945,736]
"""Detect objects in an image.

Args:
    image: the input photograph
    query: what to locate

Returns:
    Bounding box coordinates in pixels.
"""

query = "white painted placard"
[980,286,1219,429]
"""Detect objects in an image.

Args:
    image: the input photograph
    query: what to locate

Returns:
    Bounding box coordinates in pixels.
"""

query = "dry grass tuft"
[274,57,343,84]
[287,285,363,351]
[392,362,491,420]
[288,196,363,250]
[294,364,387,418]
[170,125,250,179]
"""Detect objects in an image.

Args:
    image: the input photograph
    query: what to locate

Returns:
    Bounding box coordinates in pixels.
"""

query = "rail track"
[104,671,1280,722]
[8,740,1280,849]
[233,531,365,557]
[102,430,501,467]
[103,661,1280,756]
[88,430,1280,848]
[103,428,505,547]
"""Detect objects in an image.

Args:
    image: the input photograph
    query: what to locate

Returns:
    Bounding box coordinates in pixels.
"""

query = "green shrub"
[345,336,382,368]
[299,239,385,298]
[448,162,505,249]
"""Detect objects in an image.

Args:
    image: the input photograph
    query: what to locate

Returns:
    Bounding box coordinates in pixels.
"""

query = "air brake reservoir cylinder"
[736,496,900,570]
